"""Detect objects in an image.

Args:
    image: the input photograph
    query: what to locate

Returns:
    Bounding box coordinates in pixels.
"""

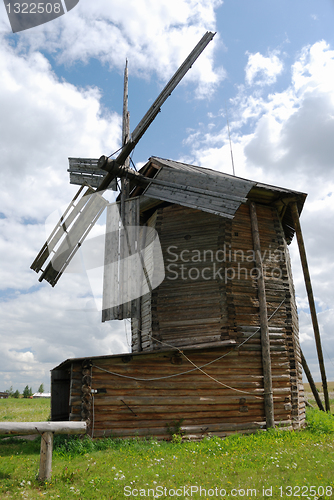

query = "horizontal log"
[92,409,268,423]
[84,418,295,439]
[90,369,265,380]
[75,378,265,390]
[91,420,269,438]
[0,421,87,435]
[72,388,267,399]
[72,394,290,406]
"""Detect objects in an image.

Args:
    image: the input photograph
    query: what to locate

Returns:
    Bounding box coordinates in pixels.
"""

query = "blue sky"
[0,0,334,393]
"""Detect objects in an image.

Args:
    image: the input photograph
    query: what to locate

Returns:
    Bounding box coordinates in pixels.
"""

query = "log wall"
[54,199,305,437]
[67,345,301,439]
[130,201,305,430]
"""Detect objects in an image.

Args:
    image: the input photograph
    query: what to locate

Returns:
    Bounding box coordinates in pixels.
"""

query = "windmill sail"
[68,158,117,189]
[102,198,164,321]
[31,32,215,288]
[97,31,216,191]
[32,188,108,286]
[31,184,94,273]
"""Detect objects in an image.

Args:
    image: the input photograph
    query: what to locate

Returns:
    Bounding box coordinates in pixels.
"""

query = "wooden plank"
[290,202,330,412]
[102,203,120,321]
[0,421,87,435]
[250,202,275,429]
[39,192,108,286]
[31,185,94,273]
[122,197,140,318]
[301,350,325,411]
[38,432,53,482]
[68,158,117,190]
[144,183,236,218]
[151,159,256,197]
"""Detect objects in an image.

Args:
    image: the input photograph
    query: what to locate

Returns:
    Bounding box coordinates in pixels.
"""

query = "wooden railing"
[0,421,87,481]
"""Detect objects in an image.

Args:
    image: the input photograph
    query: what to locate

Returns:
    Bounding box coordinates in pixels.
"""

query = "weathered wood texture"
[290,202,330,412]
[143,161,254,218]
[0,421,86,482]
[53,200,305,437]
[39,431,53,481]
[249,202,274,429]
[102,197,148,322]
[66,345,302,439]
[130,201,304,430]
[68,158,117,190]
[0,421,86,435]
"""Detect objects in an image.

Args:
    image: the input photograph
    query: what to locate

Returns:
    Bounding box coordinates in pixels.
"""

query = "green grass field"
[1,398,334,499]
[304,381,334,394]
[0,397,50,422]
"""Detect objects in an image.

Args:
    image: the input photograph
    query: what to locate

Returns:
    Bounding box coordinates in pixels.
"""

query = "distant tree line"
[5,383,45,398]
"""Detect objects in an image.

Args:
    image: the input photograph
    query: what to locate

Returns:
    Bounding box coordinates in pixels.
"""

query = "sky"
[0,0,334,393]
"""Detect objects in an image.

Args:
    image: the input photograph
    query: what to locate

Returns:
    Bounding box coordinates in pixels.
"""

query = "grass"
[1,399,334,499]
[0,398,50,422]
[304,381,334,393]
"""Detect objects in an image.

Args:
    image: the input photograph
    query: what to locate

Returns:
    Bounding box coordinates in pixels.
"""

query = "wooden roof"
[67,155,307,244]
[53,340,237,371]
[134,157,307,244]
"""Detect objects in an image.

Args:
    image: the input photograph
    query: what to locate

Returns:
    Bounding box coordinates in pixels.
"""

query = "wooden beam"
[290,202,330,412]
[118,59,131,320]
[97,31,215,191]
[0,421,86,435]
[0,421,86,483]
[301,349,325,412]
[122,59,130,171]
[249,202,275,429]
[38,431,53,482]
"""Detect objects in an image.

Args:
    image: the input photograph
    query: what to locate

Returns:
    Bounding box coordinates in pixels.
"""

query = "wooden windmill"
[31,31,216,307]
[32,32,330,438]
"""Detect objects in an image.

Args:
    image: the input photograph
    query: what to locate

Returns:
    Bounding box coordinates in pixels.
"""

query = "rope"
[93,299,285,400]
[148,334,263,399]
[108,146,123,159]
[130,156,137,172]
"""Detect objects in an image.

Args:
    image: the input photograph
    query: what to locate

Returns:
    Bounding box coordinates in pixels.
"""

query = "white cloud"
[0,37,121,221]
[187,41,334,189]
[0,35,128,391]
[0,0,225,392]
[1,0,333,392]
[7,0,224,98]
[0,283,129,391]
[185,40,334,380]
[243,43,334,185]
[245,51,284,86]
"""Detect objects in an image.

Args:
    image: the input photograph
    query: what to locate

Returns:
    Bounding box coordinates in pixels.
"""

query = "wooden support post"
[250,202,275,429]
[0,421,86,482]
[122,59,130,171]
[301,349,325,412]
[118,60,131,320]
[0,422,87,435]
[290,202,330,412]
[39,431,53,482]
